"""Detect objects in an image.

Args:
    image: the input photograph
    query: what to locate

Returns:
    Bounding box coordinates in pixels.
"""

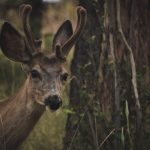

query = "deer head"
[0,4,87,111]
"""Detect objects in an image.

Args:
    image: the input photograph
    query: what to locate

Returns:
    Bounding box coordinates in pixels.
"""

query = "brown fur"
[0,77,45,150]
[0,54,67,150]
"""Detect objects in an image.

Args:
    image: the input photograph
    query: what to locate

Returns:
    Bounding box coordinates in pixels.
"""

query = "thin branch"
[97,129,115,150]
[116,0,142,131]
[109,32,121,124]
[87,109,99,149]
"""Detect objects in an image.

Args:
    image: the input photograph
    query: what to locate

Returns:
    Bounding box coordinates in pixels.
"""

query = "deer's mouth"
[44,95,62,111]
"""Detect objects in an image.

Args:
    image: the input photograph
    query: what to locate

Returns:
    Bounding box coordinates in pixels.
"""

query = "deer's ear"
[52,20,73,51]
[0,22,30,63]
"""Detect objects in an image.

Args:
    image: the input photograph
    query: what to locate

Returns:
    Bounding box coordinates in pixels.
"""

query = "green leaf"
[63,108,75,114]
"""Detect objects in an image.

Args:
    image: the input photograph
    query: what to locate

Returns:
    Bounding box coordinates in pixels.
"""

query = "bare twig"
[97,129,115,150]
[116,0,142,132]
[109,32,121,125]
[87,109,99,149]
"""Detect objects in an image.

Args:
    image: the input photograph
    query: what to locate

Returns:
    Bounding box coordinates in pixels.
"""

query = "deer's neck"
[0,76,45,150]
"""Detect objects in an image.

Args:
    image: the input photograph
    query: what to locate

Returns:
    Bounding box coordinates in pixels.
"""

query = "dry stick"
[109,31,121,126]
[116,0,142,132]
[105,1,121,147]
[97,129,115,150]
[109,32,122,148]
[87,110,99,149]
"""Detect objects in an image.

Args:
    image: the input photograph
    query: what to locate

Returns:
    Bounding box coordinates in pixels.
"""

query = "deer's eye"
[61,73,68,82]
[30,70,41,79]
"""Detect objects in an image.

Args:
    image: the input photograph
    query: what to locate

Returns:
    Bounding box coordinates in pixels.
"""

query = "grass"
[20,109,67,150]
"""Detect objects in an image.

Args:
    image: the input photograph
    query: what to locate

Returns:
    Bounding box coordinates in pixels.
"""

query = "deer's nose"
[45,95,62,110]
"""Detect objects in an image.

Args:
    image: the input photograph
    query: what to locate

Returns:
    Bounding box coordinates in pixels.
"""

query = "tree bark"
[63,0,150,150]
[63,0,103,150]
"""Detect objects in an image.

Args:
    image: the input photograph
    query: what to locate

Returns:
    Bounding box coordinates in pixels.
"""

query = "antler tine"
[19,4,26,17]
[62,6,87,56]
[21,4,38,56]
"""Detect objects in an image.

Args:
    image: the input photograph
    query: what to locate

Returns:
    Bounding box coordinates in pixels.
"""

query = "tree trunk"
[63,0,150,150]
[63,0,103,150]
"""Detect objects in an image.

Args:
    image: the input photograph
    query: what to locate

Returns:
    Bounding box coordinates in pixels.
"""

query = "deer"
[0,4,87,150]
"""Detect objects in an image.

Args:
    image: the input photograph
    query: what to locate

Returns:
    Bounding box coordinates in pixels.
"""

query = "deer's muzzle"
[45,95,62,110]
